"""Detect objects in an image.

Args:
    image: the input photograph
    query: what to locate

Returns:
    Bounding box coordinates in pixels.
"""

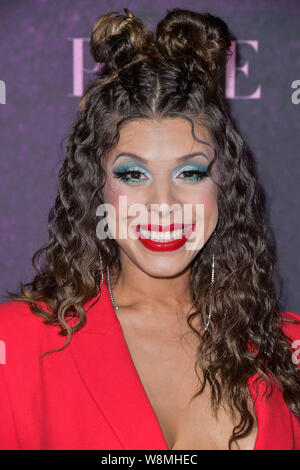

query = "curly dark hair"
[6,7,300,450]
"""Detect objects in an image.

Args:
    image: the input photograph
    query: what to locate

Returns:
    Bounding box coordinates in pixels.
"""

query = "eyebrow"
[112,151,210,165]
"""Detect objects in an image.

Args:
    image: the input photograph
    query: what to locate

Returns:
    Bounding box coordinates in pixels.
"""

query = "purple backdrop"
[0,0,299,313]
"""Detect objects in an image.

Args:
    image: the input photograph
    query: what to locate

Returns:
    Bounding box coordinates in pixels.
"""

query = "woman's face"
[102,118,219,278]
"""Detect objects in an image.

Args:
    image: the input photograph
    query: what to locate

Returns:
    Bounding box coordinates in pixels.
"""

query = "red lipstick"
[134,224,195,252]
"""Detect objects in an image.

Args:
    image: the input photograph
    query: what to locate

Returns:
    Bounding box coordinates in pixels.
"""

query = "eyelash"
[113,169,210,183]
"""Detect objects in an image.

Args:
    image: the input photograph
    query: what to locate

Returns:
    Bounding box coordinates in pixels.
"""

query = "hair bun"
[90,8,155,74]
[156,8,232,92]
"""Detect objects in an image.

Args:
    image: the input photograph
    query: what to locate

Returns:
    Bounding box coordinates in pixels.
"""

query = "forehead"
[110,118,215,162]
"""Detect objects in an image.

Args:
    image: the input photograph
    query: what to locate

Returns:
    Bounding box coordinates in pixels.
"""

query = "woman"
[0,8,300,451]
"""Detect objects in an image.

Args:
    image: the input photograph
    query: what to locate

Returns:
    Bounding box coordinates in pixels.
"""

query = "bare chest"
[117,312,257,450]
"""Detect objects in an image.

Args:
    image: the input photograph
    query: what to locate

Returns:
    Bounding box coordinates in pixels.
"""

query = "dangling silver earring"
[99,253,119,311]
[204,252,215,332]
[99,253,104,286]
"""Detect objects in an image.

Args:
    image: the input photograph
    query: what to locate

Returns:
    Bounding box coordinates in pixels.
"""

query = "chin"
[136,260,190,279]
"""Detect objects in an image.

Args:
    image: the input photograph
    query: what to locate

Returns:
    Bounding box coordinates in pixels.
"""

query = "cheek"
[188,184,218,234]
[189,183,218,211]
[203,191,218,218]
[103,178,122,206]
[103,178,144,225]
[202,187,219,232]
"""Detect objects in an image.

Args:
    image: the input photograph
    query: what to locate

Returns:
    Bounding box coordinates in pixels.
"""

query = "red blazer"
[0,275,300,450]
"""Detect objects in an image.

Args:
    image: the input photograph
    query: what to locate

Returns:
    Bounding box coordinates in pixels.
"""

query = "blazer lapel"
[70,274,295,450]
[247,372,295,450]
[70,274,168,450]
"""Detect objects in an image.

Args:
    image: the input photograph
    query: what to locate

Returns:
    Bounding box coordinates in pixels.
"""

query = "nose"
[147,180,181,223]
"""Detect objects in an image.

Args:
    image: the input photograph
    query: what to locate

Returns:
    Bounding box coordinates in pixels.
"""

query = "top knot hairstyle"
[8,8,300,450]
[79,7,232,111]
[156,9,232,96]
[90,8,156,72]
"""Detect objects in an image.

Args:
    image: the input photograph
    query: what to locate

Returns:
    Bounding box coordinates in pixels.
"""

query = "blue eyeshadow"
[113,161,150,174]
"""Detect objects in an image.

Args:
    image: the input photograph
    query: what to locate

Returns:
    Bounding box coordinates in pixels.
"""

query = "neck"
[108,256,194,318]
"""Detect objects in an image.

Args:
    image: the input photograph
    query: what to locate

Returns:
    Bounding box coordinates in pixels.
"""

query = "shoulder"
[0,299,65,362]
[0,299,49,334]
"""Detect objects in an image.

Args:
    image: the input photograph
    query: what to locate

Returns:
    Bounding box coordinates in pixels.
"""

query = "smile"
[133,223,195,252]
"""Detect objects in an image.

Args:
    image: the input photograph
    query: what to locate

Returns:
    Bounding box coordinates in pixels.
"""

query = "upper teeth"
[138,228,186,241]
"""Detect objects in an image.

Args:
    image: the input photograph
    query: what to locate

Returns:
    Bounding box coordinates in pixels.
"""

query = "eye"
[113,168,149,184]
[177,169,210,182]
